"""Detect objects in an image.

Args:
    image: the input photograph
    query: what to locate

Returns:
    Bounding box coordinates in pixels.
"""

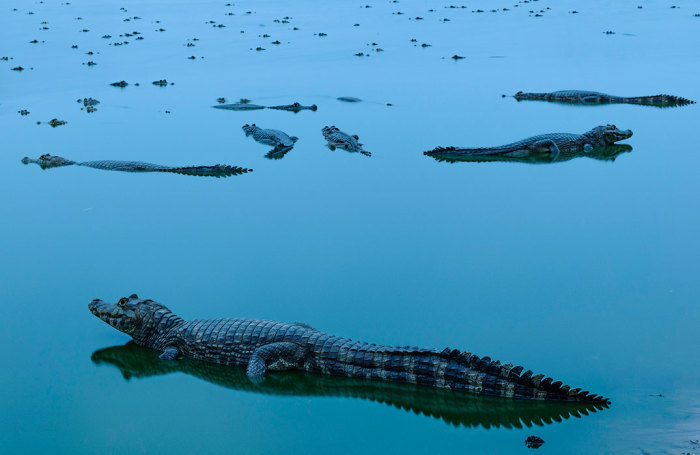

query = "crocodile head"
[21,154,76,169]
[590,124,633,144]
[242,123,258,135]
[89,294,166,335]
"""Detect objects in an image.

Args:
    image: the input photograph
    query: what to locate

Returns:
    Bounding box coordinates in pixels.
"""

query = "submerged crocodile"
[513,90,695,108]
[426,144,632,165]
[89,295,610,403]
[267,102,317,113]
[322,126,370,157]
[22,154,251,178]
[213,100,317,112]
[93,342,607,429]
[213,101,265,111]
[425,125,632,160]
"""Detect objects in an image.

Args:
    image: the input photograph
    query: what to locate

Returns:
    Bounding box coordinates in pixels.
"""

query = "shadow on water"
[425,144,632,165]
[92,342,608,430]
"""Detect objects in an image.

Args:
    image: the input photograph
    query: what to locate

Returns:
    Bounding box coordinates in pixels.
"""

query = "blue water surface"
[1,0,699,453]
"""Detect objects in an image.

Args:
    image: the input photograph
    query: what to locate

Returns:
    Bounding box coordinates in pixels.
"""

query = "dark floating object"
[93,342,607,430]
[525,436,545,449]
[514,90,695,108]
[425,125,632,163]
[22,154,251,178]
[337,96,362,103]
[451,54,465,60]
[11,66,24,71]
[152,79,169,86]
[110,80,128,87]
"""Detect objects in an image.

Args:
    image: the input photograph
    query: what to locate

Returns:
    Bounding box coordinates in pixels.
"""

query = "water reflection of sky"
[0,0,698,453]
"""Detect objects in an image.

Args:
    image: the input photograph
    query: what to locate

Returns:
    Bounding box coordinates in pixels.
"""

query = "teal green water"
[1,0,699,453]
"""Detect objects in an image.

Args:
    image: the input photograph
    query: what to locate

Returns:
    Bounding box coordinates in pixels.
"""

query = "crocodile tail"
[164,165,253,178]
[424,146,457,155]
[438,348,610,405]
[623,94,695,107]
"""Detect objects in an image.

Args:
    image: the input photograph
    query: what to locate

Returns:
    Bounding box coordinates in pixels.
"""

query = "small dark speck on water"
[525,436,545,449]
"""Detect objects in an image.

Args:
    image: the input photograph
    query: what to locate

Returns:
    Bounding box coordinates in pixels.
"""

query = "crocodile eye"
[118,297,129,308]
[611,125,616,129]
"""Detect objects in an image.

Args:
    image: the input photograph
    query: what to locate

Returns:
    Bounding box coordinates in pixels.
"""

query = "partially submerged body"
[267,102,317,113]
[514,90,695,108]
[425,125,632,161]
[22,154,251,177]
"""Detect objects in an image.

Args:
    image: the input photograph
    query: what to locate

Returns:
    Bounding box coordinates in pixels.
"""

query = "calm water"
[1,0,699,453]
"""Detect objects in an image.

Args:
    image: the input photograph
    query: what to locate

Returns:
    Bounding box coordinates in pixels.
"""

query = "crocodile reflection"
[425,144,632,165]
[92,343,607,430]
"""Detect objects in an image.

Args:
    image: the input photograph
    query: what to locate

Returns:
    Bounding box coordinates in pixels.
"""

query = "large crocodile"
[322,125,370,157]
[89,295,610,403]
[426,144,632,165]
[22,154,251,178]
[424,125,632,160]
[93,342,607,429]
[513,90,695,108]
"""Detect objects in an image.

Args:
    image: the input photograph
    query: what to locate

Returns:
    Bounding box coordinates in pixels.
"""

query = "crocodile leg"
[581,95,603,104]
[246,342,307,378]
[158,346,180,360]
[529,139,561,160]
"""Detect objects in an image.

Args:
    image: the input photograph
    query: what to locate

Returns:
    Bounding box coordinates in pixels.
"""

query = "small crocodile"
[426,144,632,165]
[242,124,298,159]
[267,102,317,113]
[89,295,610,403]
[93,342,607,429]
[513,90,695,108]
[425,125,632,160]
[22,154,251,178]
[322,126,370,156]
